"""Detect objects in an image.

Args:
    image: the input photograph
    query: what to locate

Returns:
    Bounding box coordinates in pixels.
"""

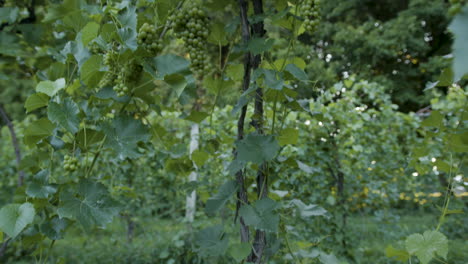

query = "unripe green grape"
[171,3,212,78]
[63,155,79,172]
[137,23,163,55]
[301,0,321,33]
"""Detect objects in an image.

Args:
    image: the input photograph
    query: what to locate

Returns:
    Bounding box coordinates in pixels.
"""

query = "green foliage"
[57,180,121,230]
[0,0,466,263]
[405,230,448,264]
[0,203,35,238]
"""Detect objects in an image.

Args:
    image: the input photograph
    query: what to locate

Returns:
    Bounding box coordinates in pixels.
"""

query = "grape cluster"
[169,4,211,77]
[137,23,164,55]
[98,50,118,89]
[113,63,142,97]
[98,72,115,89]
[301,0,321,33]
[89,41,103,54]
[63,155,78,172]
[449,0,466,16]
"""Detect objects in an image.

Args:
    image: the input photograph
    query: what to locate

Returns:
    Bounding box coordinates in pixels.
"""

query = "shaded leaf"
[205,180,238,215]
[47,98,80,134]
[57,180,121,229]
[0,203,35,238]
[25,93,49,113]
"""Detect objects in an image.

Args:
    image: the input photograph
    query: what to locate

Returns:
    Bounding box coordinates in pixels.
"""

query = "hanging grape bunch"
[89,41,103,55]
[301,0,321,32]
[114,62,143,97]
[63,155,79,172]
[170,3,211,77]
[98,49,118,89]
[137,23,164,55]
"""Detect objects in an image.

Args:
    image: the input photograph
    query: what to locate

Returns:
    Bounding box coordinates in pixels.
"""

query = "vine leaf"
[0,203,35,238]
[205,180,238,215]
[23,118,55,146]
[101,116,151,159]
[48,98,80,134]
[194,225,229,257]
[278,128,299,146]
[288,199,328,218]
[36,78,66,97]
[26,170,57,199]
[247,37,274,55]
[40,216,69,240]
[405,230,448,264]
[385,245,410,261]
[229,243,251,262]
[285,63,307,81]
[25,93,49,113]
[239,198,279,232]
[57,180,121,230]
[144,54,190,79]
[236,133,280,164]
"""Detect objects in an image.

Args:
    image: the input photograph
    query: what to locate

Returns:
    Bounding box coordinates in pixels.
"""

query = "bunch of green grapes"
[169,3,211,77]
[113,62,142,97]
[63,155,78,172]
[137,23,164,55]
[89,41,103,54]
[99,49,119,89]
[449,0,466,16]
[300,0,321,33]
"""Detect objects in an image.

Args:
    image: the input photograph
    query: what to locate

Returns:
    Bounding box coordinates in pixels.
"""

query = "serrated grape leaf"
[24,118,55,146]
[164,74,187,98]
[236,133,280,164]
[117,5,137,30]
[248,37,274,55]
[48,98,80,134]
[194,225,229,257]
[449,6,468,80]
[318,252,340,264]
[57,180,121,229]
[239,198,279,232]
[205,180,238,215]
[60,39,90,68]
[76,129,105,151]
[208,22,228,45]
[229,243,251,262]
[183,111,209,123]
[191,149,209,168]
[101,116,151,159]
[36,78,66,97]
[437,68,454,86]
[289,199,328,218]
[253,68,284,90]
[285,63,308,81]
[40,216,69,240]
[226,64,244,81]
[80,55,103,87]
[278,128,299,146]
[421,111,443,127]
[25,93,49,113]
[385,245,410,261]
[26,170,57,199]
[81,21,99,46]
[0,203,35,238]
[144,54,190,79]
[117,27,138,51]
[405,230,448,264]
